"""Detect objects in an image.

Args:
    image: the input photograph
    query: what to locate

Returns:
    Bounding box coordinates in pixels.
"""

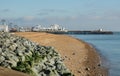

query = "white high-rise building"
[0,19,9,32]
[0,25,8,32]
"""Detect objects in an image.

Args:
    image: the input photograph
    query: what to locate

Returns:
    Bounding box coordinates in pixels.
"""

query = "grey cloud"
[0,9,10,12]
[37,9,69,16]
[37,12,49,16]
[40,9,68,13]
[5,11,120,31]
[41,9,55,12]
[15,16,37,22]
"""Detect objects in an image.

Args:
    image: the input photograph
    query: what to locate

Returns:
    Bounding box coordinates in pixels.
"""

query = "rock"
[65,56,67,58]
[72,52,75,55]
[0,48,2,54]
[0,32,73,76]
[0,56,5,63]
[0,61,11,68]
[98,64,101,66]
[9,43,17,51]
[77,70,81,73]
[6,60,17,67]
[85,67,90,71]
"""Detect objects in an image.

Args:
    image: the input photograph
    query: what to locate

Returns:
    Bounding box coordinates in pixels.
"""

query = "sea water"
[71,32,120,76]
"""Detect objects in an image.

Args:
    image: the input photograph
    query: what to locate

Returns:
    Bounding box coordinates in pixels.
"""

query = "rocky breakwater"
[0,32,73,76]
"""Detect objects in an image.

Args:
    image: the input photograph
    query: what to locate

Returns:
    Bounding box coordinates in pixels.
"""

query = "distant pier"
[67,30,113,34]
[47,30,113,35]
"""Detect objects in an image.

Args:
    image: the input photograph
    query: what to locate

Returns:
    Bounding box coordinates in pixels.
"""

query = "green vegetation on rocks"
[0,32,73,76]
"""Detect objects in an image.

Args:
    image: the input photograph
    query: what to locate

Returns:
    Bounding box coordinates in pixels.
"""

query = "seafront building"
[0,20,9,32]
[0,25,8,32]
[0,20,67,32]
[0,19,112,34]
[32,24,67,32]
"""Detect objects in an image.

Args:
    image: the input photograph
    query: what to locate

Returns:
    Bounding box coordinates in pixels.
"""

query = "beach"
[13,32,107,76]
[0,32,108,76]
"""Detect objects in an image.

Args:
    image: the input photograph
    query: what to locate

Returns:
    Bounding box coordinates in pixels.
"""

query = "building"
[0,19,9,32]
[0,25,8,32]
[32,24,67,32]
[50,24,65,31]
[32,25,45,31]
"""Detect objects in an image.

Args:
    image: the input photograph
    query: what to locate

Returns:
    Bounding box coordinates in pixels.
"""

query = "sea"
[70,32,120,76]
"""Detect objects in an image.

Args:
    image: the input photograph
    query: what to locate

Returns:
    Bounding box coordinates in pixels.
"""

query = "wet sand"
[14,32,108,76]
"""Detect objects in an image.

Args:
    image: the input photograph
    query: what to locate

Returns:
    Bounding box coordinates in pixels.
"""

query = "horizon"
[0,0,120,31]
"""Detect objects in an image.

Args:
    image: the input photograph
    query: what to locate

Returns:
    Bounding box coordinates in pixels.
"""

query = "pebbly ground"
[0,32,73,76]
[15,32,108,76]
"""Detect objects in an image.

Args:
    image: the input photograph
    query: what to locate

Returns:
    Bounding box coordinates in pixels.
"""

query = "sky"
[0,0,120,31]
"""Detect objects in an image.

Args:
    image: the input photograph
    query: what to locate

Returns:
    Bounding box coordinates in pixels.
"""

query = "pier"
[67,30,113,34]
[47,30,113,35]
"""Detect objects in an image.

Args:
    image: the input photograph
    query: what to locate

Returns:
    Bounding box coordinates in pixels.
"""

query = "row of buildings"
[0,22,67,32]
[32,24,67,32]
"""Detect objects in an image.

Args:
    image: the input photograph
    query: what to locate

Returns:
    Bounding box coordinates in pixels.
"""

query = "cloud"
[89,16,102,20]
[0,9,10,12]
[37,9,68,16]
[9,16,38,26]
[37,12,49,16]
[79,11,120,21]
[40,9,68,13]
[41,9,55,12]
[22,16,36,21]
[4,10,120,31]
[103,11,120,20]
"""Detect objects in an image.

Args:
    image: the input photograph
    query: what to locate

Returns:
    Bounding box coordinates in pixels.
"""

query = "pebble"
[72,53,75,55]
[65,56,67,58]
[98,64,101,66]
[85,67,90,71]
[77,70,81,73]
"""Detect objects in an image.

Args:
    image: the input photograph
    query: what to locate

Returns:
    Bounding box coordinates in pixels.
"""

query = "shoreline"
[14,32,108,76]
[90,43,109,75]
[83,41,108,76]
[74,37,108,76]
